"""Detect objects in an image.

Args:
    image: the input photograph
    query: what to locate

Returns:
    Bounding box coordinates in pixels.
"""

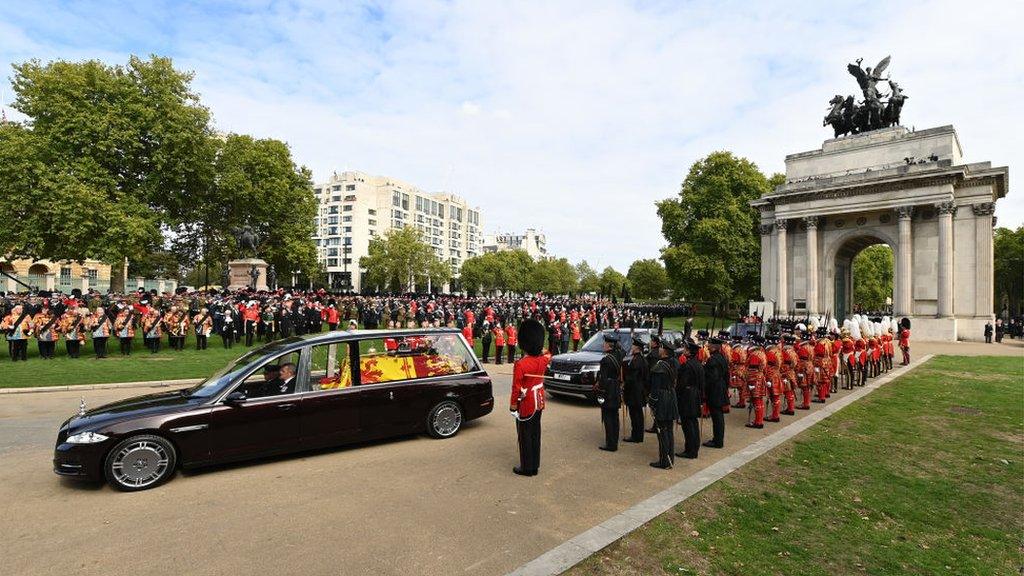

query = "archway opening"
[834,237,894,320]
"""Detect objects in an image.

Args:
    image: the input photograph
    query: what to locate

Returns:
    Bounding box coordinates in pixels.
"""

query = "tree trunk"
[109,257,128,293]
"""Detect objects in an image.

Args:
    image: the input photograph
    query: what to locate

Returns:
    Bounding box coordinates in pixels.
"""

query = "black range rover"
[544,328,682,401]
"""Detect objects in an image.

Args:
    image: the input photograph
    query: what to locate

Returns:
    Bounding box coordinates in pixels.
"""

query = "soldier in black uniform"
[676,340,705,459]
[648,340,678,469]
[622,337,649,443]
[644,335,663,433]
[703,336,730,448]
[597,333,623,452]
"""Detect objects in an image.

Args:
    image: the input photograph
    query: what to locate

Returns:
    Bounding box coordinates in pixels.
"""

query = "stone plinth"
[228,259,268,291]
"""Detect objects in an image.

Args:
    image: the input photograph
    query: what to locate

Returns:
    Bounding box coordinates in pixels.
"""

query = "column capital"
[759,223,774,236]
[935,201,957,216]
[774,218,789,231]
[971,202,995,216]
[895,205,914,220]
[803,216,820,229]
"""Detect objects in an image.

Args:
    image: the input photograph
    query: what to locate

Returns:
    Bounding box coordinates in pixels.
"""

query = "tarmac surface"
[0,340,1019,576]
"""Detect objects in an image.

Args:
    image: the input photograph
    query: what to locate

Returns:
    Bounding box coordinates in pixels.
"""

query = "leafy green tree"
[657,151,772,308]
[128,250,182,281]
[852,244,894,311]
[627,259,668,300]
[575,260,600,293]
[173,133,318,279]
[994,226,1024,315]
[3,56,214,290]
[459,249,534,295]
[529,258,577,295]
[360,227,449,293]
[597,266,628,298]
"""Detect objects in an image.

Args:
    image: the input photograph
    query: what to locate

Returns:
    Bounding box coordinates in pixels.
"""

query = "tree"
[627,259,668,300]
[459,250,534,295]
[360,227,449,293]
[529,258,577,295]
[852,244,894,311]
[575,260,600,293]
[597,266,628,298]
[172,133,318,279]
[2,56,214,290]
[994,226,1024,315]
[657,152,772,308]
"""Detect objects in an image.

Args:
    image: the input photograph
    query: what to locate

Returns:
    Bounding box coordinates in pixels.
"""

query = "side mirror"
[224,391,247,405]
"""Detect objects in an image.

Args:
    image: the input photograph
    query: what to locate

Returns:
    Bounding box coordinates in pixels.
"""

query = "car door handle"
[388,391,395,400]
[278,403,296,411]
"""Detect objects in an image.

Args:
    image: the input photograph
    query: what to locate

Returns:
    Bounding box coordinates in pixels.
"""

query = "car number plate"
[553,373,571,381]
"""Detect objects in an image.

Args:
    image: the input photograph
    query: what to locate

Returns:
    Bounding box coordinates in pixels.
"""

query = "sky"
[1,0,1021,270]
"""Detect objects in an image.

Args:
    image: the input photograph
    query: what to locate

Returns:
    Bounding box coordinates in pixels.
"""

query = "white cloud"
[1,0,1021,270]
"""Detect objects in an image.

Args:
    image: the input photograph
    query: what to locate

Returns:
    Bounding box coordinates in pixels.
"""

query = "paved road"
[0,347,1012,576]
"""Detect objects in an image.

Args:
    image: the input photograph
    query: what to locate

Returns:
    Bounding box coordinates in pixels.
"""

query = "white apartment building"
[482,228,548,260]
[313,171,484,292]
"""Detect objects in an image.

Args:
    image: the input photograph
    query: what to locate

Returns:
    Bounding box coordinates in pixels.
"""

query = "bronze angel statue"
[825,55,907,137]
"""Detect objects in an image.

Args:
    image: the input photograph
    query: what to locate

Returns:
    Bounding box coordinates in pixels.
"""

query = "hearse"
[54,329,493,491]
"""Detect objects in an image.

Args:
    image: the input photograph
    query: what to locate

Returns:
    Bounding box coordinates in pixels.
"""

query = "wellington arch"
[752,125,1008,341]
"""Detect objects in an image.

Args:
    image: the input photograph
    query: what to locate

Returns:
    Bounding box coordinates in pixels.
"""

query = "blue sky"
[1,0,1021,270]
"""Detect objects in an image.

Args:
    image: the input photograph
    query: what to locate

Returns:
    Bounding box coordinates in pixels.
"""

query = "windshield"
[186,337,304,397]
[580,331,650,354]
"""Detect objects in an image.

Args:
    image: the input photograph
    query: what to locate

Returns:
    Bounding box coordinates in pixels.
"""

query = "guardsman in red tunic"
[493,321,505,365]
[511,319,549,477]
[813,332,830,403]
[796,328,814,409]
[505,323,517,363]
[764,339,783,422]
[898,319,911,365]
[856,335,869,386]
[870,335,882,376]
[781,334,798,415]
[745,339,767,428]
[461,324,474,349]
[717,331,732,414]
[729,335,747,408]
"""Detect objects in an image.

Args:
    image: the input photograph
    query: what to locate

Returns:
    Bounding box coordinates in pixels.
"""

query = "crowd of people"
[0,288,694,362]
[984,317,1023,343]
[509,314,912,474]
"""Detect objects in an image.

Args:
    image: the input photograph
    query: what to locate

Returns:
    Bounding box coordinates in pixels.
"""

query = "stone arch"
[27,263,51,275]
[824,227,899,321]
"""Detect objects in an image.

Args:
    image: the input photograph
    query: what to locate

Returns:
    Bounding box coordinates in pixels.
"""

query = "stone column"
[44,273,56,291]
[895,206,914,316]
[775,219,789,315]
[936,201,956,317]
[804,216,820,315]
[759,223,774,301]
[972,202,995,317]
[81,273,90,293]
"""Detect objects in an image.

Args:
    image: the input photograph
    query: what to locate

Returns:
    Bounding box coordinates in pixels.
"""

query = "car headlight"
[582,364,601,372]
[66,431,110,444]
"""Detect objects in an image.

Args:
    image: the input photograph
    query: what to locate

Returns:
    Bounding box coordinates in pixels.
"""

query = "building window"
[368,219,377,226]
[61,266,72,279]
[342,216,352,222]
[327,258,338,267]
[343,237,352,246]
[332,185,341,191]
[343,227,352,233]
[88,269,97,280]
[328,226,338,235]
[327,248,338,257]
[328,206,338,214]
[368,209,376,216]
[332,195,341,202]
[343,205,352,212]
[343,258,352,265]
[346,184,355,191]
[328,216,338,225]
[344,194,356,201]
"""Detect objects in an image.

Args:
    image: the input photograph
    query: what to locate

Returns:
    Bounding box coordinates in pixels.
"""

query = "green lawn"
[568,356,1024,576]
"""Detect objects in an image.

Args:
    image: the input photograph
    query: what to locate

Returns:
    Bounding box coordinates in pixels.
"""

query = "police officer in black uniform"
[676,340,705,459]
[622,336,649,443]
[703,335,729,448]
[597,333,623,452]
[648,339,678,468]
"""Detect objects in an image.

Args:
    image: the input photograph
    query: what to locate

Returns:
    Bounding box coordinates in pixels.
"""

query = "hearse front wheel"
[427,400,463,439]
[104,434,177,491]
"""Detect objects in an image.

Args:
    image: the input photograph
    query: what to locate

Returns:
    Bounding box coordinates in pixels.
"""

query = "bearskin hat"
[900,317,911,330]
[517,318,546,356]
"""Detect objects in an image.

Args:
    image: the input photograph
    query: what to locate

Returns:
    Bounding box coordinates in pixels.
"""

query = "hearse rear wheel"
[427,400,463,439]
[104,434,177,492]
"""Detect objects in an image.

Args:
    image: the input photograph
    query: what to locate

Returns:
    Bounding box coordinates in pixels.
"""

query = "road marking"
[506,354,935,576]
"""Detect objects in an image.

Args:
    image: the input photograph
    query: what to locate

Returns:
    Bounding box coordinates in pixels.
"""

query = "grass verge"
[567,355,1024,576]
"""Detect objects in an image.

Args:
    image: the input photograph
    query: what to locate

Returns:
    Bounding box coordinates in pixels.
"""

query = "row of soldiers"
[587,318,911,470]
